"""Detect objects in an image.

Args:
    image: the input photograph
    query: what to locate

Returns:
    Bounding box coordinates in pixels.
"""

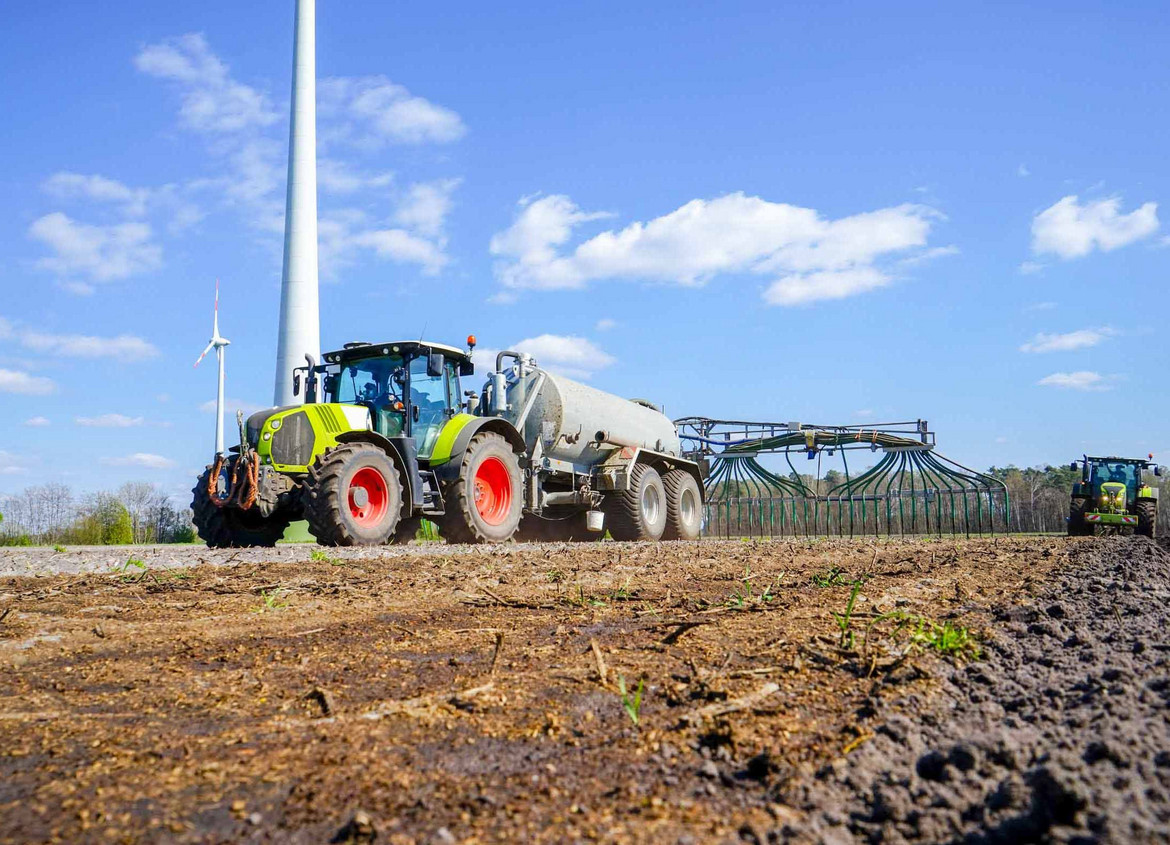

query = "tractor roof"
[1084,455,1152,466]
[321,340,471,365]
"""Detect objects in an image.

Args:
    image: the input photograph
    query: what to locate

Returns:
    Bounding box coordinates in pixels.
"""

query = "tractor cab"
[305,340,475,460]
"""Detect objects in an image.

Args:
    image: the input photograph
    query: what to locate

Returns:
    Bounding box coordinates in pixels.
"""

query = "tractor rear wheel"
[1137,500,1157,539]
[662,469,702,541]
[303,444,404,546]
[1067,497,1090,537]
[441,432,523,543]
[605,463,667,541]
[191,464,290,548]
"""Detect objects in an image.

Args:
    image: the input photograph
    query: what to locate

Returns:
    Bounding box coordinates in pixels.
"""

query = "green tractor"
[191,337,703,547]
[1067,455,1160,538]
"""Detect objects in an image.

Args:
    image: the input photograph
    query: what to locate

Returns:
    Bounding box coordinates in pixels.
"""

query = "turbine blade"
[212,278,220,337]
[194,341,215,368]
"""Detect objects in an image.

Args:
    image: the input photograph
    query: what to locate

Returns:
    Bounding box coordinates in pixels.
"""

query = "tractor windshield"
[329,355,407,437]
[1090,461,1138,497]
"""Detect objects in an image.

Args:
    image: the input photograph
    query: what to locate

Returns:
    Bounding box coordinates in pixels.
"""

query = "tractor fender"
[431,416,526,481]
[334,430,418,513]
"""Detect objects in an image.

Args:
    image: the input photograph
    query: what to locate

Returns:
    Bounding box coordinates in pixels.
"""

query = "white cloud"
[319,209,449,278]
[43,172,152,217]
[1023,301,1057,312]
[511,334,616,380]
[318,159,394,195]
[75,414,145,428]
[29,212,163,283]
[1020,327,1117,354]
[595,318,618,331]
[16,328,159,362]
[394,179,461,237]
[1018,164,1031,177]
[0,450,28,476]
[1037,371,1114,391]
[24,416,51,427]
[764,266,890,306]
[135,33,277,134]
[1018,261,1045,275]
[1031,195,1159,259]
[490,192,939,305]
[0,369,56,395]
[320,76,466,145]
[100,453,177,470]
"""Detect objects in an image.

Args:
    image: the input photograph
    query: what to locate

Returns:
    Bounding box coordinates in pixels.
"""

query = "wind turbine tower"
[195,281,231,456]
[273,0,321,406]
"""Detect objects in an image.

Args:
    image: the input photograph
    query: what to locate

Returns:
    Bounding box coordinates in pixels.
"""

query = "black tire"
[662,470,703,541]
[1067,497,1090,537]
[1136,500,1157,539]
[191,464,290,548]
[440,432,523,544]
[303,444,404,546]
[604,463,667,541]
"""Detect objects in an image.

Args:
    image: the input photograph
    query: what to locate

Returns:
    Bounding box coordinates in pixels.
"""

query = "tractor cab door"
[408,355,460,459]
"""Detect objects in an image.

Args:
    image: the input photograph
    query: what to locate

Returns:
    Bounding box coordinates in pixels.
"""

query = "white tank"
[499,365,681,467]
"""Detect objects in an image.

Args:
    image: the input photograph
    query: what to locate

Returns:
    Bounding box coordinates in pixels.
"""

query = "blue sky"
[1,0,1167,503]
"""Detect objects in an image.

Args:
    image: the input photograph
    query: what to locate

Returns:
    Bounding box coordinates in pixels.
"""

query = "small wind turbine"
[194,280,231,456]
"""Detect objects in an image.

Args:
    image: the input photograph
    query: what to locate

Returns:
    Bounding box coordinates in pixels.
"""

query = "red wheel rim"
[473,456,512,526]
[348,466,389,528]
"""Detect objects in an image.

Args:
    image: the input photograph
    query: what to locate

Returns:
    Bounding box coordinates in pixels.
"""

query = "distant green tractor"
[1067,455,1160,538]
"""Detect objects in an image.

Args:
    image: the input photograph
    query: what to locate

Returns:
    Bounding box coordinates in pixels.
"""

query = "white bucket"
[586,510,605,533]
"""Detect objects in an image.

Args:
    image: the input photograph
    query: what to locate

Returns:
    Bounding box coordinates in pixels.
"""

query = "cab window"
[409,355,453,457]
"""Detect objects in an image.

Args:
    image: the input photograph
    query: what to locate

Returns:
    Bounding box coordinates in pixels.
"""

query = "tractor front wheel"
[441,432,523,544]
[1067,497,1091,537]
[304,444,404,546]
[1137,500,1157,539]
[191,464,291,548]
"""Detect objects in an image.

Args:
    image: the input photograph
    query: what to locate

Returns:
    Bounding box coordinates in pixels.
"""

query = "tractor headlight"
[270,419,282,431]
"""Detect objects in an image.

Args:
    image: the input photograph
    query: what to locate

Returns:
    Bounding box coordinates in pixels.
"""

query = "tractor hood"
[245,403,372,472]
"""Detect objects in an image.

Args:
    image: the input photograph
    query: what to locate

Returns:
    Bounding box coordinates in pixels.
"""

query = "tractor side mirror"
[459,360,475,377]
[413,405,420,423]
[293,372,302,396]
[1156,466,1163,477]
[1069,461,1078,472]
[427,352,444,378]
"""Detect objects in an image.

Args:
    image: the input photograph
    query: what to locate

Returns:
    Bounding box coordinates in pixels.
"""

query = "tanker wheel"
[303,444,403,546]
[1067,497,1091,537]
[441,432,523,544]
[191,464,290,548]
[662,470,702,541]
[1136,500,1157,539]
[605,463,667,541]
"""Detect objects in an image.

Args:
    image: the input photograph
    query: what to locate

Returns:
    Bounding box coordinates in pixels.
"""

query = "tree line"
[0,483,195,546]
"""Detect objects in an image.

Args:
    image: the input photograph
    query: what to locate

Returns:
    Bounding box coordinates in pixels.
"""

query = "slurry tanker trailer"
[192,338,703,547]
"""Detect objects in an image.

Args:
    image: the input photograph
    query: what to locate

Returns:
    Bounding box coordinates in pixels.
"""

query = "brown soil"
[0,538,1071,844]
